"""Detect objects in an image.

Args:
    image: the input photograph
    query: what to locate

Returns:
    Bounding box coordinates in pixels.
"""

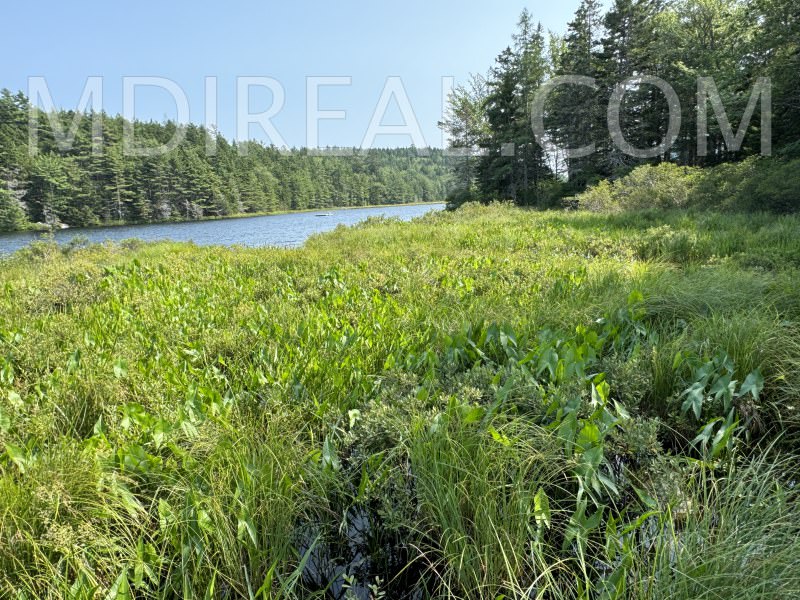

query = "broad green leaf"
[709,374,735,401]
[105,569,132,600]
[322,437,340,471]
[237,515,258,546]
[4,443,28,472]
[580,445,603,469]
[462,405,485,425]
[592,381,610,406]
[739,370,765,402]
[558,412,578,456]
[627,290,644,306]
[597,471,619,497]
[113,359,128,379]
[576,422,601,452]
[584,506,605,531]
[7,391,22,409]
[633,487,659,510]
[681,382,705,420]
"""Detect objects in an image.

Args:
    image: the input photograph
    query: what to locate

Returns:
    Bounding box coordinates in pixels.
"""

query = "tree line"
[0,91,454,232]
[441,0,799,207]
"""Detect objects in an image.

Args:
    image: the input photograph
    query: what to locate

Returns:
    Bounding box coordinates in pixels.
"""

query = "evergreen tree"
[748,0,800,154]
[480,47,522,201]
[26,154,77,225]
[556,0,605,187]
[0,186,26,231]
[597,0,662,171]
[512,14,552,204]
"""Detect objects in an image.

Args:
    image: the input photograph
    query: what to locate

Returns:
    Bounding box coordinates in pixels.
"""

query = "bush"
[446,186,483,210]
[578,158,800,214]
[691,159,755,210]
[691,157,800,213]
[730,158,800,213]
[616,163,699,209]
[575,179,617,212]
[577,163,698,212]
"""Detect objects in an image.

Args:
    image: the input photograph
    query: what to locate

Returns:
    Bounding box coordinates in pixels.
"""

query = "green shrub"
[731,158,800,213]
[446,186,483,210]
[578,163,699,212]
[615,163,699,209]
[577,158,800,214]
[690,159,755,209]
[575,179,617,212]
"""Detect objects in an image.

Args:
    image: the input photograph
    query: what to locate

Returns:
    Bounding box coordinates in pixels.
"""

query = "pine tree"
[748,0,800,154]
[597,0,662,171]
[512,15,552,204]
[480,47,521,201]
[0,186,26,231]
[26,154,77,226]
[553,0,605,188]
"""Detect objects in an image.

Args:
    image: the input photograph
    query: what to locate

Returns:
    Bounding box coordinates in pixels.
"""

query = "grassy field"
[1,204,799,599]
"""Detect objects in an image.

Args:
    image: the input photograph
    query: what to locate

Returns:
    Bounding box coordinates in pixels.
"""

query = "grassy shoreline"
[11,200,446,235]
[1,204,799,598]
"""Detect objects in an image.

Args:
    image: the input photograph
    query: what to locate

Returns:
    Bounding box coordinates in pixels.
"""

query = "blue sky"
[3,1,605,148]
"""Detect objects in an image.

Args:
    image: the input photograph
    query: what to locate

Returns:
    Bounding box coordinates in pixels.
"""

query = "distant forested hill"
[0,90,453,231]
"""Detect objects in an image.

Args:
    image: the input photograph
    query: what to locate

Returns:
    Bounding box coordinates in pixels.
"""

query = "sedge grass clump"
[634,453,800,600]
[409,403,568,598]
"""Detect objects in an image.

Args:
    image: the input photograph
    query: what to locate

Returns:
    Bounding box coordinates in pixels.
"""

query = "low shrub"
[730,158,800,213]
[577,158,800,214]
[577,163,699,212]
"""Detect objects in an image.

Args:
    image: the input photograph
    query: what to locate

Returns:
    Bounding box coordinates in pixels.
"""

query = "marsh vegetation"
[1,204,799,598]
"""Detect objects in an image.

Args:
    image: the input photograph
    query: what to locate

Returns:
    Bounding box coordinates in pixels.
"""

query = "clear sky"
[3,1,606,149]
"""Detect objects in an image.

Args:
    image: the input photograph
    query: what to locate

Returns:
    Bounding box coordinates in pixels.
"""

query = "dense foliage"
[0,90,453,231]
[1,204,799,598]
[442,0,800,206]
[576,157,800,213]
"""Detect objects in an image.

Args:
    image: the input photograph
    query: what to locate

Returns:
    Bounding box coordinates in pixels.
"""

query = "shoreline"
[7,201,446,237]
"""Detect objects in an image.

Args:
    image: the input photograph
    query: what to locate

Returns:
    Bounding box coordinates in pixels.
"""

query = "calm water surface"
[0,203,444,256]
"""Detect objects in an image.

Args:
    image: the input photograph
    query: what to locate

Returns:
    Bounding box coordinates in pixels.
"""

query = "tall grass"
[635,453,800,600]
[409,408,568,597]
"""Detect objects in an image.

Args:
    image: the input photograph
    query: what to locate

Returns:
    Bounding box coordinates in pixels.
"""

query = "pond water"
[0,203,445,256]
